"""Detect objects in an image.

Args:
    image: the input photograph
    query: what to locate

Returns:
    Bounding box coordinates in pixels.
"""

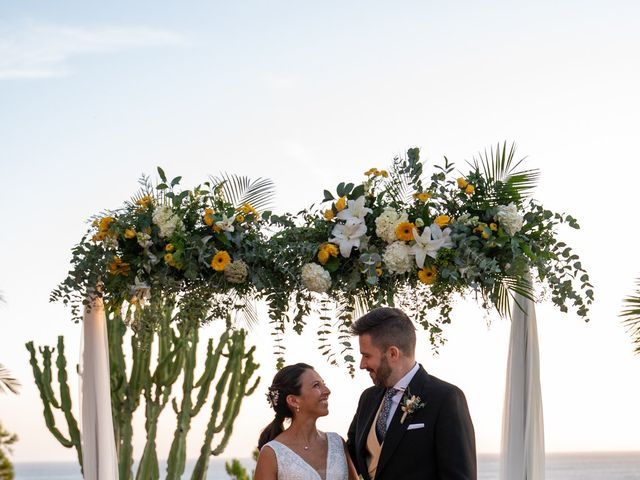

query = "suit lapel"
[376,366,430,475]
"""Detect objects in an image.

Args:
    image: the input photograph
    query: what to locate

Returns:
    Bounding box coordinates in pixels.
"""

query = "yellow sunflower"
[418,266,437,285]
[395,222,415,241]
[211,251,231,271]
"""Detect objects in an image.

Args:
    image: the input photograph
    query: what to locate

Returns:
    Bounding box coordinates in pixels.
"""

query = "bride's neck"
[288,416,319,440]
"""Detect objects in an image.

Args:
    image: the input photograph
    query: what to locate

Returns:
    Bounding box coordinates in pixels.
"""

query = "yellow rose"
[322,243,339,257]
[457,178,468,189]
[465,184,475,195]
[376,267,383,277]
[418,266,437,285]
[317,249,330,265]
[164,253,173,264]
[482,230,490,239]
[474,224,486,234]
[395,222,415,242]
[379,170,389,178]
[165,243,175,252]
[489,223,498,231]
[136,195,153,209]
[413,192,432,202]
[335,196,347,211]
[434,215,450,227]
[211,251,231,271]
[93,216,115,242]
[203,208,214,226]
[108,257,130,276]
[364,168,379,176]
[124,229,136,239]
[239,203,258,216]
[323,209,334,220]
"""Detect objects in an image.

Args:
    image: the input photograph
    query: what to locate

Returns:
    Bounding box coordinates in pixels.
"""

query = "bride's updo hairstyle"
[257,363,314,449]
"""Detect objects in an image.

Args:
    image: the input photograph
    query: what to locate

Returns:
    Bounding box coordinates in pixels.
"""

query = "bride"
[254,363,359,480]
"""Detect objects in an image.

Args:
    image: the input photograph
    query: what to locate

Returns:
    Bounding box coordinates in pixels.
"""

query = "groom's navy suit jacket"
[347,366,477,480]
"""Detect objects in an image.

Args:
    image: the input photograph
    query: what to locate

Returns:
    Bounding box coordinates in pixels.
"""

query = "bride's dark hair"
[257,363,314,449]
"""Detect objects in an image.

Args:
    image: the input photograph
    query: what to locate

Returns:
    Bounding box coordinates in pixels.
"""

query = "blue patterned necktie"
[376,388,398,442]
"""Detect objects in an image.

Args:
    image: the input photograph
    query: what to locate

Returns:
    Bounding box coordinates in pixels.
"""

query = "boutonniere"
[400,388,425,424]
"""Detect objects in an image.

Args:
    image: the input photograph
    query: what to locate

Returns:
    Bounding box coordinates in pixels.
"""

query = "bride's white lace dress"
[264,431,349,480]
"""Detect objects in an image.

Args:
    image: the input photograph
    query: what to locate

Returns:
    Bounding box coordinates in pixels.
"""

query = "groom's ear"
[387,345,401,361]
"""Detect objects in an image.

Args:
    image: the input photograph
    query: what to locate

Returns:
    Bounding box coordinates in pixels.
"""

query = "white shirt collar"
[392,362,419,392]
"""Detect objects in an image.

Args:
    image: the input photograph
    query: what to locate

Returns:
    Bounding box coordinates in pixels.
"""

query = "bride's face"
[292,369,331,417]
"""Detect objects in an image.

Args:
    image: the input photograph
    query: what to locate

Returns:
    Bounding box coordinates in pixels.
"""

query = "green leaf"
[352,184,365,198]
[157,166,167,182]
[323,190,335,202]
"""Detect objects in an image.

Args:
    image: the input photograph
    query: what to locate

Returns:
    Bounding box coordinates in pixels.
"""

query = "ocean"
[12,452,640,479]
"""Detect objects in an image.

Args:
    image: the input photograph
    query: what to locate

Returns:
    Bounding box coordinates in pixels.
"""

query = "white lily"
[411,224,454,268]
[215,214,235,232]
[330,218,368,257]
[336,195,372,221]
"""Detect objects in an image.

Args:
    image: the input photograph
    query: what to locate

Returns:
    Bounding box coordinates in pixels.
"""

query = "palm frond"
[472,141,540,201]
[386,155,417,204]
[620,278,640,355]
[230,294,259,330]
[492,275,535,319]
[0,364,20,395]
[210,173,275,212]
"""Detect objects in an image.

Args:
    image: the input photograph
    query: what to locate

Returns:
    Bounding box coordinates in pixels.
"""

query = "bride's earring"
[296,405,300,413]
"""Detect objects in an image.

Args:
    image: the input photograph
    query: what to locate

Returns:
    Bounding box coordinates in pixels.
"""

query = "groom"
[347,307,477,480]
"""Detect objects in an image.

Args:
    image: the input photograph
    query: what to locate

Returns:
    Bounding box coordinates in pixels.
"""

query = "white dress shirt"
[383,362,419,431]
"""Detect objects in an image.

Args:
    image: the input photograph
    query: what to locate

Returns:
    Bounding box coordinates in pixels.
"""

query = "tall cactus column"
[26,337,83,472]
[191,329,260,480]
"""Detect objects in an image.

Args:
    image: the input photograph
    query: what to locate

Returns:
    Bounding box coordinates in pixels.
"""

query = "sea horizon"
[12,451,640,479]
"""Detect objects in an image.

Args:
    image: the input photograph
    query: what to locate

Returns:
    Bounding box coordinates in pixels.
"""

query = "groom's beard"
[371,354,392,387]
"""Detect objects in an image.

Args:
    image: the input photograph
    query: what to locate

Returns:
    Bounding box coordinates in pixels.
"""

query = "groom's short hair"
[351,307,416,355]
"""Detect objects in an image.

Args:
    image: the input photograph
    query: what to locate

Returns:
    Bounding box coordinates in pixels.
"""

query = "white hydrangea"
[152,205,183,238]
[495,203,524,236]
[375,208,409,244]
[383,241,413,274]
[300,263,332,293]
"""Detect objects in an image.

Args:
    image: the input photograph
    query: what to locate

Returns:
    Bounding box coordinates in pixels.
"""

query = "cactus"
[27,296,260,480]
[26,337,83,473]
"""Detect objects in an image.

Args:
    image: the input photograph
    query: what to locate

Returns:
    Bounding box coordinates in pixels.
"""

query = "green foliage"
[0,422,17,480]
[49,145,593,370]
[225,459,252,480]
[0,452,14,480]
[621,278,640,354]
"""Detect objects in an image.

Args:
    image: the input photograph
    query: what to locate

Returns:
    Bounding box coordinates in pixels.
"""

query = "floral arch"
[33,142,592,479]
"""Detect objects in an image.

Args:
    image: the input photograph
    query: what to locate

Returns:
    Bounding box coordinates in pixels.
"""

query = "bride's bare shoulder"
[255,444,277,480]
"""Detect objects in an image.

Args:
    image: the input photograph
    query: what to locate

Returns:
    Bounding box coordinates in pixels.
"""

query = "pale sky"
[1,0,639,463]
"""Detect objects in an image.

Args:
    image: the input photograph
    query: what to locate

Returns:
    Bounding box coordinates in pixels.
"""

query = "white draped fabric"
[500,292,545,480]
[80,296,119,480]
